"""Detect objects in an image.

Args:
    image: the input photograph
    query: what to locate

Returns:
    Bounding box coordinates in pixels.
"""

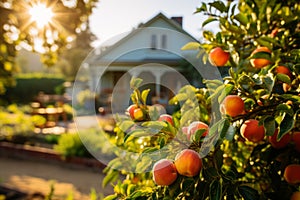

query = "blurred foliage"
[3,73,65,104]
[54,128,115,159]
[0,104,35,141]
[0,0,99,94]
[102,0,300,199]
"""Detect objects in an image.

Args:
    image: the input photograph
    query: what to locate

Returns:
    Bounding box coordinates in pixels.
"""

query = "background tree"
[58,21,97,81]
[0,0,98,94]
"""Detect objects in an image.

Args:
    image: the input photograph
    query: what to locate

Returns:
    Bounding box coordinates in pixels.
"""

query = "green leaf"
[215,148,224,170]
[281,94,300,103]
[118,120,135,132]
[218,84,234,104]
[262,116,276,136]
[203,167,219,180]
[102,170,119,188]
[203,31,214,41]
[124,129,151,143]
[103,194,118,200]
[209,1,227,13]
[141,89,150,105]
[294,64,300,75]
[191,128,207,142]
[278,113,294,140]
[219,118,231,139]
[209,179,222,200]
[276,104,294,116]
[136,156,152,172]
[130,77,143,89]
[238,185,259,200]
[181,42,201,50]
[194,3,207,13]
[250,51,271,60]
[225,125,236,141]
[234,13,248,26]
[202,17,218,27]
[276,73,291,84]
[169,93,188,103]
[142,121,167,129]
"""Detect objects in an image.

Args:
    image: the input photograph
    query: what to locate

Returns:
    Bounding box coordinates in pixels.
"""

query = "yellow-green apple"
[209,47,230,67]
[174,149,202,177]
[152,159,177,186]
[240,119,265,143]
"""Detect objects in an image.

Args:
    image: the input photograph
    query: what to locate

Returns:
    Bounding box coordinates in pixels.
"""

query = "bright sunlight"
[29,3,53,28]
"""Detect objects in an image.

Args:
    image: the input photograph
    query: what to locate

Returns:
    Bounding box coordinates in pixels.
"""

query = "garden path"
[0,156,113,200]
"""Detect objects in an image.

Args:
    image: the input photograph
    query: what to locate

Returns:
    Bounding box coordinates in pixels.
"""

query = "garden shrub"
[0,104,36,140]
[3,73,65,104]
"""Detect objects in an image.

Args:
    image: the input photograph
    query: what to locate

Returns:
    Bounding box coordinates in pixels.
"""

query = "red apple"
[269,129,291,149]
[209,47,230,67]
[158,114,174,126]
[284,164,300,185]
[292,132,300,152]
[187,121,209,140]
[152,159,178,186]
[240,119,265,143]
[127,104,138,119]
[174,149,202,177]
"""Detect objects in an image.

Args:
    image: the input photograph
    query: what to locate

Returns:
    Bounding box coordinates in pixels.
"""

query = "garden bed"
[0,141,106,171]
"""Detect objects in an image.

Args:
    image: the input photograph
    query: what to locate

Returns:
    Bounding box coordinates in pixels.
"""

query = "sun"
[29,3,54,28]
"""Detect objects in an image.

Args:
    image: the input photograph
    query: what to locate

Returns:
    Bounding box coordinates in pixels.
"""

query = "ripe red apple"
[187,121,209,140]
[269,129,291,149]
[275,65,293,79]
[292,132,300,152]
[127,104,145,121]
[209,47,230,67]
[127,104,138,119]
[284,164,300,185]
[220,95,245,117]
[240,119,265,143]
[174,149,202,177]
[290,191,300,200]
[152,159,178,186]
[158,114,174,126]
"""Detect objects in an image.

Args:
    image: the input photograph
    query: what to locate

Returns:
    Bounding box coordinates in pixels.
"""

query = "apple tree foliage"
[102,0,300,199]
[0,0,98,94]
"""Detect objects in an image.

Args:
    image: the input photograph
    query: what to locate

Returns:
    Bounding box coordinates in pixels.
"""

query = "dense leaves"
[102,0,300,199]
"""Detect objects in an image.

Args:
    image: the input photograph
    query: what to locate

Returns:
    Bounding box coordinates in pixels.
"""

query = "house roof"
[88,12,198,66]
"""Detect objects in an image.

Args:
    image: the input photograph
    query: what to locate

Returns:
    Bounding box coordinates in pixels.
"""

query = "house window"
[151,34,157,50]
[161,34,167,49]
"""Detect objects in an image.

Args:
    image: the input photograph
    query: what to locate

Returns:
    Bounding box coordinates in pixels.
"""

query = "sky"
[89,0,216,47]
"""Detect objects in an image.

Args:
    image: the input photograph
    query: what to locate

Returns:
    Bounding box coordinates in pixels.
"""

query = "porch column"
[151,68,168,97]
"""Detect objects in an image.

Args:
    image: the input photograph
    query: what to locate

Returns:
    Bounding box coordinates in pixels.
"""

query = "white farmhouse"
[82,13,220,113]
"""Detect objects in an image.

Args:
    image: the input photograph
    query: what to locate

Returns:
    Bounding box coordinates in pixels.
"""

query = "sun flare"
[29,3,53,28]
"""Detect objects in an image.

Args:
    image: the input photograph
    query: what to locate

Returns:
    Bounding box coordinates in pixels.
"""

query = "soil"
[0,156,114,200]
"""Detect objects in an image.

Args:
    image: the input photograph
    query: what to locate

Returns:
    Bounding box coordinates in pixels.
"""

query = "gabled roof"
[88,12,198,65]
